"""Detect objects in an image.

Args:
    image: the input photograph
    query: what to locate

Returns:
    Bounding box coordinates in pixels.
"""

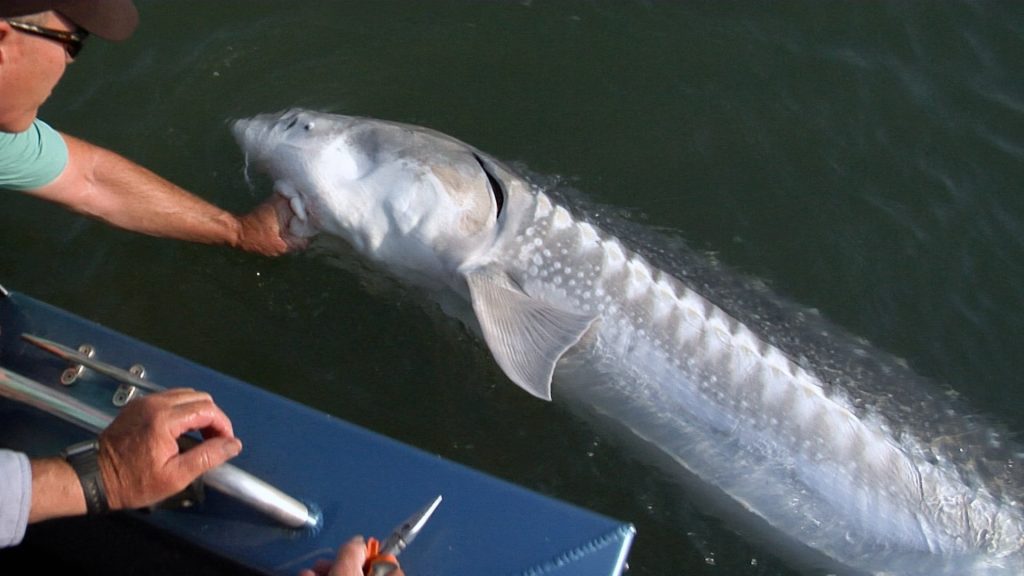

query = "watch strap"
[62,439,110,515]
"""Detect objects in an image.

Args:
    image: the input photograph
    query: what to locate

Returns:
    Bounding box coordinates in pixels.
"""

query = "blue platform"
[0,288,634,575]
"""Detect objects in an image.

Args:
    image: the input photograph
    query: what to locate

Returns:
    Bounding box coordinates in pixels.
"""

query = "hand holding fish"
[236,193,309,256]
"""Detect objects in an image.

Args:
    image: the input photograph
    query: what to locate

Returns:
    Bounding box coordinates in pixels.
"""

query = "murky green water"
[3,2,1024,574]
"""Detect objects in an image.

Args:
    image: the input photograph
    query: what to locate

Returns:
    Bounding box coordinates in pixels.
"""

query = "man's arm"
[1,389,241,549]
[27,457,86,523]
[26,132,300,256]
[27,389,241,523]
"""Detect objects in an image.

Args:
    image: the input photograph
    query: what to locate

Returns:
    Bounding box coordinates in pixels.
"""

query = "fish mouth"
[239,149,256,189]
[229,117,251,143]
[228,110,284,144]
[230,109,317,154]
[229,118,259,187]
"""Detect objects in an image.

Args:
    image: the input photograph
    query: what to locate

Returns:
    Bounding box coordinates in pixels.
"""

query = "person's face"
[0,12,77,132]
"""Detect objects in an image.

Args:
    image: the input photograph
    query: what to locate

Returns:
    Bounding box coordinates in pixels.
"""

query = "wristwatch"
[61,439,110,515]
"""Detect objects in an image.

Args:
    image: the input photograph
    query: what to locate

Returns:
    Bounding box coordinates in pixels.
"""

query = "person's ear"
[0,21,12,59]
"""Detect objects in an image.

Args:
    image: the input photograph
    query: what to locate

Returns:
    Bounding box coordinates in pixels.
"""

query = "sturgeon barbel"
[233,109,1024,575]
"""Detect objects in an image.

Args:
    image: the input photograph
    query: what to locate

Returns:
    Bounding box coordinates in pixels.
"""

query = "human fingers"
[267,193,313,250]
[112,389,235,447]
[273,193,312,250]
[171,435,242,480]
[329,536,367,576]
[297,558,333,576]
[164,395,236,441]
[99,389,238,509]
[237,198,296,256]
[162,395,242,478]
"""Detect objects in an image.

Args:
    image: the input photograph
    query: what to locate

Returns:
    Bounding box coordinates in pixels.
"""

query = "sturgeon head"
[232,109,597,400]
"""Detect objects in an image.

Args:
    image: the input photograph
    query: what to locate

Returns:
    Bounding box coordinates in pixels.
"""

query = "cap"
[0,0,138,41]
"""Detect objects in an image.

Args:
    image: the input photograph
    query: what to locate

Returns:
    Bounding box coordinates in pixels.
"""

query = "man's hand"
[237,194,310,256]
[300,536,405,576]
[97,388,242,510]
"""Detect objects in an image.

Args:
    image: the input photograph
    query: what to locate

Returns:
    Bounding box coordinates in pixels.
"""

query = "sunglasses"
[6,19,88,59]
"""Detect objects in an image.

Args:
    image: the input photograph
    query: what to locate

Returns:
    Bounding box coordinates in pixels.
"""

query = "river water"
[3,2,1023,575]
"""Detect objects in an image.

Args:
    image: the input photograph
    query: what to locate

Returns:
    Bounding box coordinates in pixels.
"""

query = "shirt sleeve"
[0,119,70,191]
[0,449,32,548]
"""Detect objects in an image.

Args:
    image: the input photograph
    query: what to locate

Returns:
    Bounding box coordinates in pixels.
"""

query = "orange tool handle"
[363,537,401,576]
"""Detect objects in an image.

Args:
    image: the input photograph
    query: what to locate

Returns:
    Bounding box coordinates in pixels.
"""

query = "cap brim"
[56,0,138,41]
[0,0,61,18]
[0,0,138,41]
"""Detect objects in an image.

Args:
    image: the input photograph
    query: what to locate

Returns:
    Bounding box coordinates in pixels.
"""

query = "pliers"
[364,495,443,576]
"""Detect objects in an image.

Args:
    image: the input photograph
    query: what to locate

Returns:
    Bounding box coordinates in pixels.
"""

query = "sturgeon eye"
[304,122,315,131]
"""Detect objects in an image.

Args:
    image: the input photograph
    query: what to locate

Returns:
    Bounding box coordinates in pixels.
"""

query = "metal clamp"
[22,335,164,408]
[113,364,148,407]
[51,342,146,409]
[60,344,96,386]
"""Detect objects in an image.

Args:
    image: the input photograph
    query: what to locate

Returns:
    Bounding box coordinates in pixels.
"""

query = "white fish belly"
[496,192,1024,575]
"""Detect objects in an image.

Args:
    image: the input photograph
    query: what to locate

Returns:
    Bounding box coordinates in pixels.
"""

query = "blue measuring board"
[0,289,634,575]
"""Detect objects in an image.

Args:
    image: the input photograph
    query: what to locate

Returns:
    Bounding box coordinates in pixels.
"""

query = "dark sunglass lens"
[8,20,85,59]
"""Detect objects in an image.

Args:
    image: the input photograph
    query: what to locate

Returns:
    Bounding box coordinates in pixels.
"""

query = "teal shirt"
[0,119,69,191]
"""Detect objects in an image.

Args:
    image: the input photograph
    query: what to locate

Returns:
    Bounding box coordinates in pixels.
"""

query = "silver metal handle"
[0,365,318,529]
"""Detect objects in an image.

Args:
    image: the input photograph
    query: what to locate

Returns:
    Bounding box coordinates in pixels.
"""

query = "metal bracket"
[112,364,147,407]
[60,344,96,386]
[22,334,162,409]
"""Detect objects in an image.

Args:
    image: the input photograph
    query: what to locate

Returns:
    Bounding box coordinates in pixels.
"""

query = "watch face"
[63,439,99,458]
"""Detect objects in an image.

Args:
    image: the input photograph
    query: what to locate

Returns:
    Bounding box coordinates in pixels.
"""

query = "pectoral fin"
[465,267,599,401]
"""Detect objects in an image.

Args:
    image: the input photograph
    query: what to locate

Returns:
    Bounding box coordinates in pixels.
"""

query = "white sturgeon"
[233,109,1024,575]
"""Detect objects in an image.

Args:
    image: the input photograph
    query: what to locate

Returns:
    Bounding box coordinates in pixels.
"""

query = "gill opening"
[474,153,505,219]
